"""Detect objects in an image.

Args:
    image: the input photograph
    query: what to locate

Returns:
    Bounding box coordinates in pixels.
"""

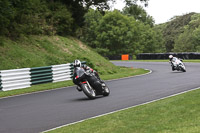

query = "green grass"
[0,35,118,75]
[0,68,148,98]
[47,88,200,133]
[101,67,148,80]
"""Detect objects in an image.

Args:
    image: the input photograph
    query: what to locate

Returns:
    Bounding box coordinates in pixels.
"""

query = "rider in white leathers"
[169,55,183,71]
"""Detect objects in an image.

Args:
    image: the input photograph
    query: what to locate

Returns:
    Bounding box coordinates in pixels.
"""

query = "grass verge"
[46,88,200,133]
[0,68,148,98]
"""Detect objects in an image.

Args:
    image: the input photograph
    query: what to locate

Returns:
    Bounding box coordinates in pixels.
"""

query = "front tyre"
[81,83,96,99]
[102,83,110,96]
[180,65,186,72]
[182,68,186,72]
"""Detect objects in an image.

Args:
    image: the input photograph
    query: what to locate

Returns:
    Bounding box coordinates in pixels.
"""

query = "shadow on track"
[170,71,186,74]
[70,95,106,102]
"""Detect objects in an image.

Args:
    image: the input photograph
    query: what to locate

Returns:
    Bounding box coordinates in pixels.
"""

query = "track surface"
[1,61,200,133]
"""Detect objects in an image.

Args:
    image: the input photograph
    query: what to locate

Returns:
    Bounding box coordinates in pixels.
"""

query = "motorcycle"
[74,67,110,99]
[170,57,186,72]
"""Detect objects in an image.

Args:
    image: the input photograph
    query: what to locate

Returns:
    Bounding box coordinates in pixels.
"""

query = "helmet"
[74,60,81,67]
[169,55,173,59]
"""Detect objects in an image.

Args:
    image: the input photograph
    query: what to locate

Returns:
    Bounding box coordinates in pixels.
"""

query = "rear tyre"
[82,83,96,99]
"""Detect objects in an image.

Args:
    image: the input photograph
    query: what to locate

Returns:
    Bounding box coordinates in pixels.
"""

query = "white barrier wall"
[0,68,31,91]
[52,64,73,82]
[0,63,76,91]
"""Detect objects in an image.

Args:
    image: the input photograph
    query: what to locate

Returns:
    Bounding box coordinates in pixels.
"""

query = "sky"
[112,0,200,24]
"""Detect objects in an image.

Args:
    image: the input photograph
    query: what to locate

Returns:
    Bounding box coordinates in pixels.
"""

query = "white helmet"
[74,60,81,67]
[169,55,173,59]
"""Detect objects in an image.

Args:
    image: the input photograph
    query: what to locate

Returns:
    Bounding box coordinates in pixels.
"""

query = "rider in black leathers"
[72,60,103,91]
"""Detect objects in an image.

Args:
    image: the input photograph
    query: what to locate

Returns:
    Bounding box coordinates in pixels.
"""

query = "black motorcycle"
[74,67,110,99]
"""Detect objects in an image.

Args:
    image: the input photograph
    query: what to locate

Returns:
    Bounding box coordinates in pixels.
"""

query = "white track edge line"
[42,85,200,133]
[0,69,152,100]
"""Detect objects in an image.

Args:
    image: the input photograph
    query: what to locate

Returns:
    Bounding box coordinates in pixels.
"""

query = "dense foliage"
[122,4,154,26]
[173,14,200,52]
[0,0,75,37]
[82,5,165,56]
[0,0,148,38]
[1,0,200,56]
[155,12,200,52]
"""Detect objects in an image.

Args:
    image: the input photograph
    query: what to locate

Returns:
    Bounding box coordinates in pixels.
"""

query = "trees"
[193,26,200,52]
[58,0,149,35]
[155,12,200,53]
[162,13,195,52]
[0,0,50,37]
[95,10,140,56]
[0,0,14,36]
[82,8,163,56]
[0,0,150,38]
[173,13,200,52]
[83,9,102,48]
[125,0,149,7]
[138,23,165,53]
[48,2,73,36]
[0,0,74,37]
[122,4,154,26]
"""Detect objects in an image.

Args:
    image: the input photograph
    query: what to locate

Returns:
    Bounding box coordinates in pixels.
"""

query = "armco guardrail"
[0,68,32,91]
[137,53,200,60]
[0,62,86,91]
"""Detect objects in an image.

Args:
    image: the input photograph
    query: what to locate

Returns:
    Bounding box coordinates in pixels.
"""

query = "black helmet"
[74,60,81,67]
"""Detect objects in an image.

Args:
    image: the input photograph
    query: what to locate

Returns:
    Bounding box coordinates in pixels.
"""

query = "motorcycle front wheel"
[181,68,186,72]
[81,83,96,99]
[102,83,110,96]
[180,65,186,72]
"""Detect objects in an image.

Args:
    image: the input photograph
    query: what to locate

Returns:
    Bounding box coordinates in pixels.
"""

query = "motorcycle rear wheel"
[82,83,96,99]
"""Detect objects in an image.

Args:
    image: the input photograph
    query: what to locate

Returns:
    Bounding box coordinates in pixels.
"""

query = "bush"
[0,0,74,38]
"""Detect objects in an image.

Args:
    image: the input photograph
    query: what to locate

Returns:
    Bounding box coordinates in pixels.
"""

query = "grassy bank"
[0,35,117,75]
[47,88,200,133]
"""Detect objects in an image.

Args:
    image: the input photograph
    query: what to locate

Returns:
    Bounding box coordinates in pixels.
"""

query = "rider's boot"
[76,86,82,91]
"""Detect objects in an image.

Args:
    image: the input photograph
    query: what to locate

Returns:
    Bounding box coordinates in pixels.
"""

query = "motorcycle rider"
[72,60,82,91]
[169,55,183,71]
[72,59,104,91]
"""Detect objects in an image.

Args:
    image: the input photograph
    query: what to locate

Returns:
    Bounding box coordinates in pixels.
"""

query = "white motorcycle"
[170,57,186,72]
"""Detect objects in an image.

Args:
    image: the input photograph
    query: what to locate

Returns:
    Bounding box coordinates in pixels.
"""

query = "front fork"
[86,81,92,90]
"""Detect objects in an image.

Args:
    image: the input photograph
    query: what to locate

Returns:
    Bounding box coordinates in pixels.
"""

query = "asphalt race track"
[1,61,200,133]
